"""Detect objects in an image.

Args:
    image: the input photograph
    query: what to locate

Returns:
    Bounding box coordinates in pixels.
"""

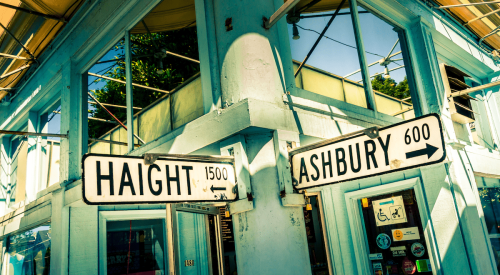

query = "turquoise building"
[0,0,500,274]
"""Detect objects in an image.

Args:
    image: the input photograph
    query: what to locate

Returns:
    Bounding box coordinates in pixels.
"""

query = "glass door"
[171,204,223,275]
[360,189,431,275]
[345,178,437,275]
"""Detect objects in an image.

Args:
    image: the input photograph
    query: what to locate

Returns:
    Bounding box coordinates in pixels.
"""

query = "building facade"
[0,0,500,274]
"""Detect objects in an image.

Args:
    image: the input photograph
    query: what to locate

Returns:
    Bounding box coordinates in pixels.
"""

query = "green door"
[177,211,210,275]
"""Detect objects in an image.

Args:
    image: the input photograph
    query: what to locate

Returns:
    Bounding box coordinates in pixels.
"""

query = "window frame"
[476,185,500,275]
[345,177,441,275]
[98,210,168,275]
[285,0,425,121]
[78,0,218,158]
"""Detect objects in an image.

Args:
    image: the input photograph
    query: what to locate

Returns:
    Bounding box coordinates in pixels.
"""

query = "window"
[8,135,27,206]
[303,195,330,274]
[287,0,417,119]
[99,210,168,275]
[106,219,166,275]
[467,81,499,150]
[41,103,61,188]
[360,189,430,274]
[479,187,500,273]
[86,0,202,155]
[1,224,51,275]
[345,178,436,274]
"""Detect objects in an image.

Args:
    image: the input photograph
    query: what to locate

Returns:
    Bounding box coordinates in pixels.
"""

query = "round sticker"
[411,242,425,257]
[402,257,416,275]
[393,229,404,241]
[376,233,391,249]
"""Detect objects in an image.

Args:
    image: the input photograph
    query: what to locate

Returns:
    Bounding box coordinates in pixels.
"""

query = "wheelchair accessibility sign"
[373,196,407,226]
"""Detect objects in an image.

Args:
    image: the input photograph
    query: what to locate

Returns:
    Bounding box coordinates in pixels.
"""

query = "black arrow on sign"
[405,143,439,159]
[210,185,227,193]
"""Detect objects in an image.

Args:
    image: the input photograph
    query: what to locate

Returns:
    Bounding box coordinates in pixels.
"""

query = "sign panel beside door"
[290,114,446,190]
[82,154,237,204]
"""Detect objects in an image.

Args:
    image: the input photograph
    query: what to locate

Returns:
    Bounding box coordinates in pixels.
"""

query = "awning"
[0,0,200,102]
[131,0,196,33]
[430,0,500,50]
[292,0,349,14]
[0,0,82,101]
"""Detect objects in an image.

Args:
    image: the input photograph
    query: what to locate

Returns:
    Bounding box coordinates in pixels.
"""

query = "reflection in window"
[479,187,500,234]
[356,5,414,119]
[303,196,329,274]
[2,224,51,275]
[287,1,415,119]
[43,104,61,188]
[87,0,201,155]
[9,136,27,206]
[479,187,500,274]
[106,219,166,275]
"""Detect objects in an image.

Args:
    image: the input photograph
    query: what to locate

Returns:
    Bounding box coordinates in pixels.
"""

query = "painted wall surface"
[0,0,500,275]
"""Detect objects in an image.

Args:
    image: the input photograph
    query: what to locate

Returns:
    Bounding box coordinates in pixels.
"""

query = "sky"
[287,7,407,83]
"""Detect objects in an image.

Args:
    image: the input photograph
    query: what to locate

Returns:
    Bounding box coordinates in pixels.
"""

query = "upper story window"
[86,0,202,155]
[465,80,499,150]
[1,98,60,208]
[287,0,417,120]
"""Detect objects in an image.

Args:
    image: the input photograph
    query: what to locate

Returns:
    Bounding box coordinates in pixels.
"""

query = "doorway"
[171,204,224,275]
[304,194,332,275]
[345,178,437,275]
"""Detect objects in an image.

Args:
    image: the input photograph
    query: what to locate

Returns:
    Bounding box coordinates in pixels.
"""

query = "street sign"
[290,114,446,190]
[82,154,237,205]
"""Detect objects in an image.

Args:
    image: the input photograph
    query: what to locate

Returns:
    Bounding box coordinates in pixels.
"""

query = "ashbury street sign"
[82,154,237,205]
[290,114,446,190]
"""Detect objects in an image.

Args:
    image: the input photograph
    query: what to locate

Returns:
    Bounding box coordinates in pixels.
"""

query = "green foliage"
[371,75,410,102]
[88,27,199,139]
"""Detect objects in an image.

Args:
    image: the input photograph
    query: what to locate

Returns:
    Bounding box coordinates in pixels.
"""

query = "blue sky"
[287,7,407,83]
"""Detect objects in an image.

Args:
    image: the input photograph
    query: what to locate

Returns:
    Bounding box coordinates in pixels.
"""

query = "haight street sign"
[82,154,237,205]
[289,114,446,190]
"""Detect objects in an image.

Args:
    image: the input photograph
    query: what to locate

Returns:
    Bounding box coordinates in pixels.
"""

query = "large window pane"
[288,7,367,107]
[106,219,166,275]
[287,1,417,119]
[489,238,500,274]
[2,224,51,275]
[87,0,201,155]
[356,5,415,119]
[479,187,500,234]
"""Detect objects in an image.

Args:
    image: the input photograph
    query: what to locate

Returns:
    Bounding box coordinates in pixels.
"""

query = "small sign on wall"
[390,246,406,257]
[372,196,407,226]
[392,227,420,241]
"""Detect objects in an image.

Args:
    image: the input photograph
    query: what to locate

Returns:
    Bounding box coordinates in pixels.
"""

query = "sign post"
[290,114,446,190]
[82,154,237,205]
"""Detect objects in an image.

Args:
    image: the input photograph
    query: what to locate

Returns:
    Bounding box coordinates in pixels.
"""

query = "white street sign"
[372,196,407,226]
[82,154,237,205]
[290,114,445,190]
